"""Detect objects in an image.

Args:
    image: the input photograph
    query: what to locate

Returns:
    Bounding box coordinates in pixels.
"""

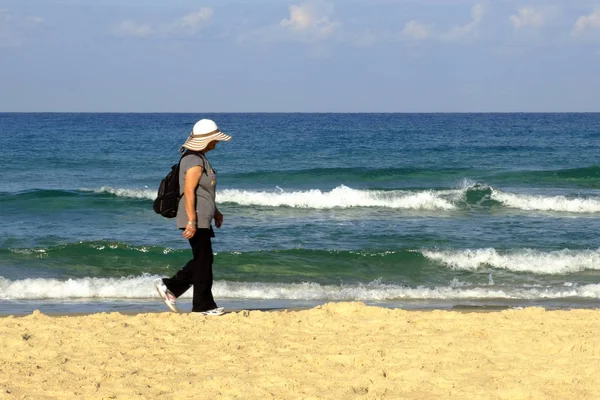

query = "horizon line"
[1,111,599,114]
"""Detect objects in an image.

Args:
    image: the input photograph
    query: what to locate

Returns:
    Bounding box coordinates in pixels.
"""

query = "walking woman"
[155,119,231,315]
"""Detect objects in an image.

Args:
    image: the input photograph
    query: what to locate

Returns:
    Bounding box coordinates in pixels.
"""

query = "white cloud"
[279,2,340,41]
[112,8,213,38]
[442,3,485,42]
[510,6,557,30]
[173,7,213,33]
[237,2,340,48]
[401,20,432,40]
[572,8,600,36]
[112,20,151,37]
[280,5,313,31]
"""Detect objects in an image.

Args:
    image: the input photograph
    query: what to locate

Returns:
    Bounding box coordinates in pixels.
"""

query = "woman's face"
[204,141,218,152]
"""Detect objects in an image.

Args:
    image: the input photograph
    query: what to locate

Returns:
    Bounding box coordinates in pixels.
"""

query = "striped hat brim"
[182,130,231,151]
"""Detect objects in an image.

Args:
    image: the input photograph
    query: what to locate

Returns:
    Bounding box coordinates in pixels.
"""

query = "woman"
[155,119,231,315]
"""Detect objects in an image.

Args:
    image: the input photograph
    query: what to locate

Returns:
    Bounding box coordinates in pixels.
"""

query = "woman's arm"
[182,165,202,239]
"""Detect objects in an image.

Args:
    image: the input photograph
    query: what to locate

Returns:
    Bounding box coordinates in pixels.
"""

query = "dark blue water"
[1,113,600,314]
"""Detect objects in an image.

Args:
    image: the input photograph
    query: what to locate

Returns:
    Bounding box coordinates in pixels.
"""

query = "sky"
[1,0,599,112]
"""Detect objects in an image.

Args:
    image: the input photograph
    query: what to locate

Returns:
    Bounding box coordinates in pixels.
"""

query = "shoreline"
[1,297,599,317]
[0,304,531,318]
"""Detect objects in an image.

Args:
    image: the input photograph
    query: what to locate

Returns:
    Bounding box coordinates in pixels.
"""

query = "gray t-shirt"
[176,153,217,229]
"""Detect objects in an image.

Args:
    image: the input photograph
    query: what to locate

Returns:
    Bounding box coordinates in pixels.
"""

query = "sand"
[1,302,599,400]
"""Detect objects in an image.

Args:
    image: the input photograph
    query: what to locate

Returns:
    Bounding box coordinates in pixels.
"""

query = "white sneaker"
[196,307,225,316]
[155,281,178,313]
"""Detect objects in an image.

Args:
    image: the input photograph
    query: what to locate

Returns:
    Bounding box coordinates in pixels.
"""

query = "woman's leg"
[190,231,217,312]
[162,229,217,311]
[162,230,203,297]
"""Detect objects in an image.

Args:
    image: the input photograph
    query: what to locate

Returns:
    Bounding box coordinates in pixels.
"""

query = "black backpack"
[153,151,207,218]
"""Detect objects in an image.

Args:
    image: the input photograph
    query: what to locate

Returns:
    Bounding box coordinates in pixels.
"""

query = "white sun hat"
[181,119,232,151]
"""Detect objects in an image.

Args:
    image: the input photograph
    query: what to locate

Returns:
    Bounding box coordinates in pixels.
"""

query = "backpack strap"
[181,150,208,176]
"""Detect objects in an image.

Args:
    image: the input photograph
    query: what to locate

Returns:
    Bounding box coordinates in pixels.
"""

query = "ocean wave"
[488,165,600,188]
[4,185,600,214]
[540,165,600,180]
[1,274,599,300]
[219,185,457,210]
[491,190,600,213]
[5,241,180,260]
[86,184,459,210]
[6,243,600,278]
[85,186,156,200]
[422,248,600,275]
[90,184,600,213]
[217,184,600,213]
[544,165,600,179]
[500,165,600,182]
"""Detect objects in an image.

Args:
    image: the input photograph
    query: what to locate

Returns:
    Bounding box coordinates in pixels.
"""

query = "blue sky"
[1,0,599,112]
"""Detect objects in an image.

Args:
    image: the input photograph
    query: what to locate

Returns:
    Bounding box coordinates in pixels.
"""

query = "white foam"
[83,185,457,210]
[84,185,600,213]
[422,248,600,275]
[85,186,157,200]
[218,185,457,210]
[492,189,600,213]
[1,274,600,301]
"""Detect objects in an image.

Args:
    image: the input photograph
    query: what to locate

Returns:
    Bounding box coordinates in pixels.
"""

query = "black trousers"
[162,229,217,312]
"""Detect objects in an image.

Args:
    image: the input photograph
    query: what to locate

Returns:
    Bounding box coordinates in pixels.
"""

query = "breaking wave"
[1,275,600,301]
[3,184,599,214]
[423,248,600,275]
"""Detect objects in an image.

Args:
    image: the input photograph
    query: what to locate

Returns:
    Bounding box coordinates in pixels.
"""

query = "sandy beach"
[1,302,599,399]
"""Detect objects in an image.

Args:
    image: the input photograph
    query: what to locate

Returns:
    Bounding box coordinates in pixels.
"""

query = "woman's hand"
[214,210,223,229]
[183,223,196,239]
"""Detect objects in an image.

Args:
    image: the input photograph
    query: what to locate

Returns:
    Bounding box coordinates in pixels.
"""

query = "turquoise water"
[1,113,600,313]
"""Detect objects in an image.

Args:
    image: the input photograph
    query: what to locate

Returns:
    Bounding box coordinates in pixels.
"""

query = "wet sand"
[1,302,599,399]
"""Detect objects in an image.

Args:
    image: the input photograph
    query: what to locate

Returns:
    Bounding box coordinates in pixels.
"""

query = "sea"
[1,113,599,314]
